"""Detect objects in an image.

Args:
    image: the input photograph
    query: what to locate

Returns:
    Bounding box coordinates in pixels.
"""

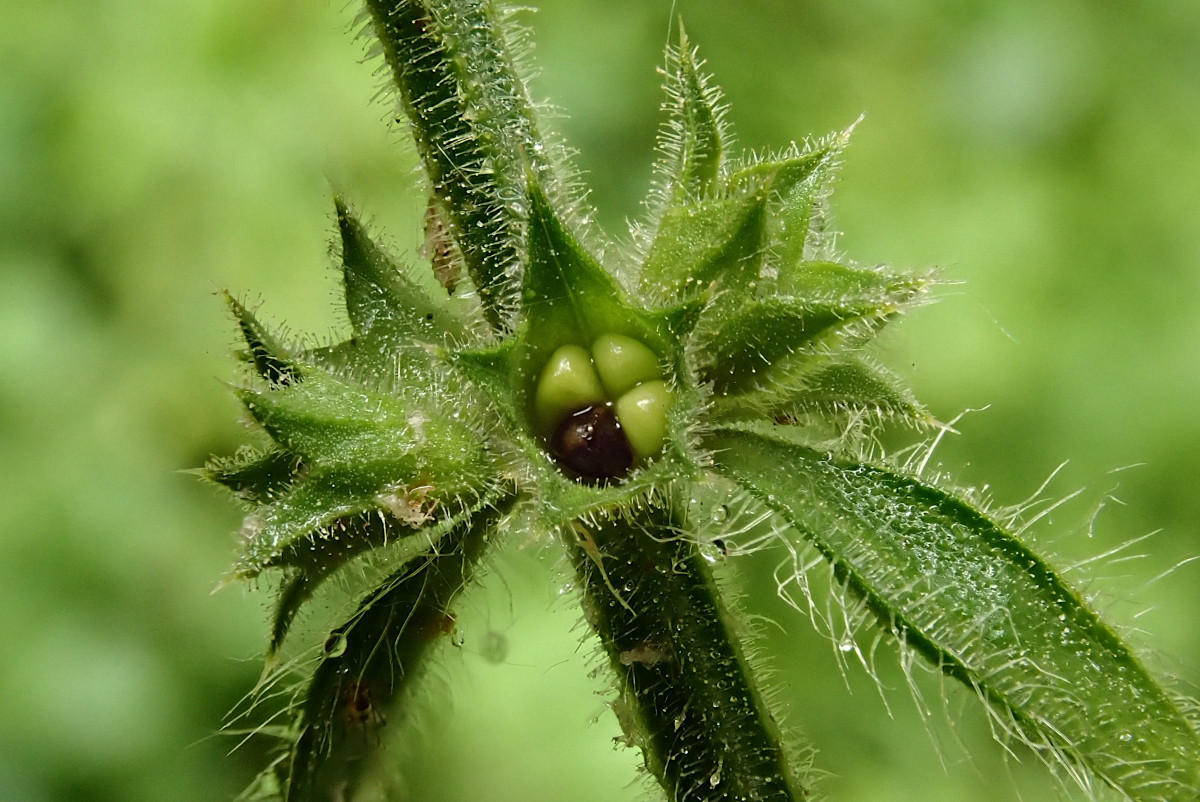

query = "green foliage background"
[1,1,1197,800]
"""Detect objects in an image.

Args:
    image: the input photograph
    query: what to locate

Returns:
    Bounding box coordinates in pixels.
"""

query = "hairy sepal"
[202,447,302,506]
[653,27,728,207]
[708,427,1200,800]
[641,190,768,303]
[710,355,933,429]
[638,143,857,311]
[232,367,492,576]
[336,197,474,352]
[226,293,301,386]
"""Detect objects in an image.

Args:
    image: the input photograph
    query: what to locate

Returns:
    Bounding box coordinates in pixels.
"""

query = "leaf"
[264,487,509,655]
[281,493,515,801]
[708,428,1200,800]
[640,146,855,306]
[696,257,926,398]
[566,501,807,801]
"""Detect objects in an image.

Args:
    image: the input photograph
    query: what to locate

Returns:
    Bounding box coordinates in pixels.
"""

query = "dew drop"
[324,632,348,658]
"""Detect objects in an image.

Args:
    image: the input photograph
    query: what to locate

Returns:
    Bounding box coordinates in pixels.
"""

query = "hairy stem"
[567,503,804,802]
[361,0,551,331]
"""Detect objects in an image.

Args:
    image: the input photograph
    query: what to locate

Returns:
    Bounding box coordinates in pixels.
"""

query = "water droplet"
[324,632,348,658]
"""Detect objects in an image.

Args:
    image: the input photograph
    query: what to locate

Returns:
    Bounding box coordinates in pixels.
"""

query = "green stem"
[567,503,804,801]
[362,0,551,331]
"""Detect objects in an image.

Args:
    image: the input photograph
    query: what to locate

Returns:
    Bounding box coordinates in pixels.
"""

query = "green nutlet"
[535,336,673,480]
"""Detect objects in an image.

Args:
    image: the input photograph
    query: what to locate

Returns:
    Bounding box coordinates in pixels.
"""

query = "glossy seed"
[552,405,634,481]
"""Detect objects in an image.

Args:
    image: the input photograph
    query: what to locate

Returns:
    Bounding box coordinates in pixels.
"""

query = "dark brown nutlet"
[551,405,634,482]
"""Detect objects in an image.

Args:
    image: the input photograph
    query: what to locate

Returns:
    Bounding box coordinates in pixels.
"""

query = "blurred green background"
[2,0,1197,800]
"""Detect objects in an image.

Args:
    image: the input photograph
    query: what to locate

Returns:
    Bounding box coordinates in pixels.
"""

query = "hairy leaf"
[709,427,1200,801]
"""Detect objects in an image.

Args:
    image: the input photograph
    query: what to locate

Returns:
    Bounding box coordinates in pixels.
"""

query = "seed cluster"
[534,334,672,481]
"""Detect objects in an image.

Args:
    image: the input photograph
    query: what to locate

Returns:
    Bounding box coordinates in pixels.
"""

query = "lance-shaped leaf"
[279,493,516,801]
[336,197,469,353]
[362,0,552,331]
[654,27,727,205]
[708,428,1200,800]
[566,501,806,802]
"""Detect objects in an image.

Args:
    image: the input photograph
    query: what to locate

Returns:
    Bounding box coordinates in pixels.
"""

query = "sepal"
[711,356,933,428]
[201,447,301,505]
[640,190,767,302]
[523,180,657,350]
[236,369,480,478]
[776,259,929,304]
[336,197,470,352]
[226,293,299,386]
[654,27,728,205]
[697,295,907,396]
